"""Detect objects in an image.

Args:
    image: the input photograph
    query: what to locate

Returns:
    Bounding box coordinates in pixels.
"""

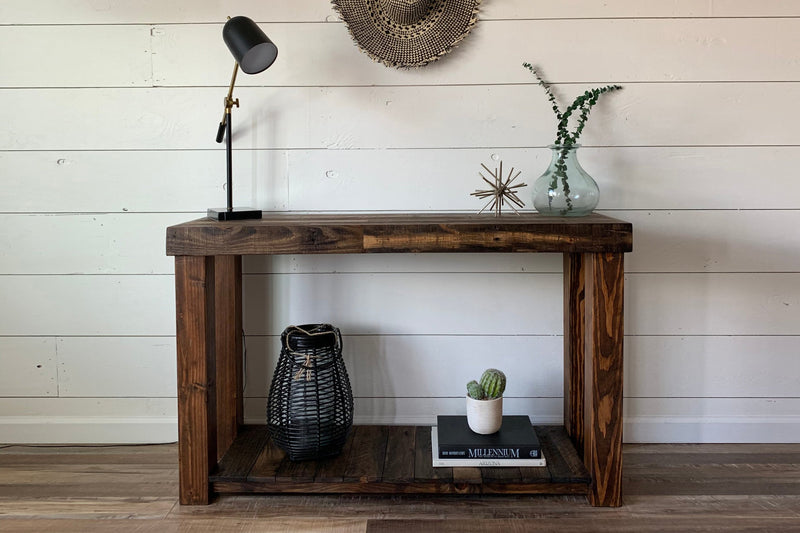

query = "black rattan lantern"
[267,324,354,461]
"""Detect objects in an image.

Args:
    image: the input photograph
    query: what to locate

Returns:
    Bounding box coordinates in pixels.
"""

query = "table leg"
[175,255,217,505]
[583,252,625,507]
[563,253,586,453]
[214,255,243,460]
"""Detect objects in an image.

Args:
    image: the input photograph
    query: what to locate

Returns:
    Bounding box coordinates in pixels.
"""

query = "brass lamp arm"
[216,62,240,143]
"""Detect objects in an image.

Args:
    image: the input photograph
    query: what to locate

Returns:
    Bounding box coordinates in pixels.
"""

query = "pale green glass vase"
[533,145,599,216]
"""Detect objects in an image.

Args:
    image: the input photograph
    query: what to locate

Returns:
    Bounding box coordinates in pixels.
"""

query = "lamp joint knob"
[224,96,240,113]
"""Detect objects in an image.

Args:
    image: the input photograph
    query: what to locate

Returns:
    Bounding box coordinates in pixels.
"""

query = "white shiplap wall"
[1,0,799,444]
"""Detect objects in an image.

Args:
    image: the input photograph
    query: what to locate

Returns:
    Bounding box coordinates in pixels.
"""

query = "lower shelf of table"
[210,424,590,495]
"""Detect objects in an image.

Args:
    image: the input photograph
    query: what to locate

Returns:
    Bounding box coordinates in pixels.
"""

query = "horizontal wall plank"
[0,395,724,427]
[0,214,185,274]
[4,397,800,444]
[286,146,800,212]
[622,210,800,273]
[0,338,57,397]
[0,396,177,443]
[0,397,176,417]
[625,336,800,398]
[0,26,151,88]
[6,334,792,399]
[0,276,175,336]
[0,418,176,444]
[626,273,800,336]
[0,398,177,444]
[245,396,800,443]
[245,334,800,402]
[626,397,800,419]
[243,396,564,426]
[243,272,800,336]
[0,272,793,336]
[0,1,335,24]
[8,332,795,404]
[152,19,800,87]
[243,335,563,399]
[4,147,798,213]
[0,150,288,213]
[244,254,562,276]
[2,0,797,24]
[242,272,564,336]
[624,398,800,443]
[485,0,800,19]
[3,147,795,213]
[626,418,800,444]
[56,337,176,397]
[6,397,800,443]
[3,84,799,150]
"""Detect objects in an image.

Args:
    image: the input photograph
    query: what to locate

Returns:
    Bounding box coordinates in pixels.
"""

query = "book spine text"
[439,446,541,459]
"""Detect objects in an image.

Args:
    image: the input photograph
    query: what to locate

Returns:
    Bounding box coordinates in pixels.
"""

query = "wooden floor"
[1,441,800,532]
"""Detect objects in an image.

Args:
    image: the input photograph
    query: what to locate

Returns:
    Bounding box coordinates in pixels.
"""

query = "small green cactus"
[466,380,485,400]
[479,368,506,399]
[467,369,506,400]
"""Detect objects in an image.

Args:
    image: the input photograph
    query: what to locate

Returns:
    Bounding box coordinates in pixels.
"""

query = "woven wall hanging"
[267,324,354,461]
[332,0,482,68]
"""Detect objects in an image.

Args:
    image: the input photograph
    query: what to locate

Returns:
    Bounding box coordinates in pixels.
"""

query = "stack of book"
[432,415,546,467]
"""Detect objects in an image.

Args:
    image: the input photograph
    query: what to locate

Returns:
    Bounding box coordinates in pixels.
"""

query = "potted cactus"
[465,368,506,434]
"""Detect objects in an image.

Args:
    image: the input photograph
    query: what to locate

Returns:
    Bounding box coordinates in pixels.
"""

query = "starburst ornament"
[471,161,527,216]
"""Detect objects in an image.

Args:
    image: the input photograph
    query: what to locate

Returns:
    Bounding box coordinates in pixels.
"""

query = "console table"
[166,213,632,506]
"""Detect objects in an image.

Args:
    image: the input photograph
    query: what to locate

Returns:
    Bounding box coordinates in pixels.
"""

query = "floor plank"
[365,517,800,533]
[413,426,452,483]
[381,426,416,483]
[342,426,389,483]
[247,437,286,483]
[0,518,367,532]
[212,426,270,482]
[0,497,176,519]
[315,429,358,483]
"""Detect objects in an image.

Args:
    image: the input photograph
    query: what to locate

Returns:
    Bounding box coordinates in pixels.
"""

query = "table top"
[166,212,632,256]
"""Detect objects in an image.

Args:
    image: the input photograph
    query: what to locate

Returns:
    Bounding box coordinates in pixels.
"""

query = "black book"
[436,415,542,460]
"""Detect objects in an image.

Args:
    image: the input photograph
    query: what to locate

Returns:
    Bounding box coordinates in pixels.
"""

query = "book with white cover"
[431,427,546,467]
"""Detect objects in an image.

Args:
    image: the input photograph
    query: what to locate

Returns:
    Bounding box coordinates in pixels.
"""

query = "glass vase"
[533,145,599,216]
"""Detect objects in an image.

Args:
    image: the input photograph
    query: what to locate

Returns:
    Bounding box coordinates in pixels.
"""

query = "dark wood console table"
[166,213,632,506]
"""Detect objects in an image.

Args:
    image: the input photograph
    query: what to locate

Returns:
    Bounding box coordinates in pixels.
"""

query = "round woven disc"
[332,0,482,68]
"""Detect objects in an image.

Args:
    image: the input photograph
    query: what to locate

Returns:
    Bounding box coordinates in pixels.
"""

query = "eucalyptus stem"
[523,62,622,212]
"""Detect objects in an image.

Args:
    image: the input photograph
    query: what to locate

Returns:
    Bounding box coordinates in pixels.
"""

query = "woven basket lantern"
[267,324,354,461]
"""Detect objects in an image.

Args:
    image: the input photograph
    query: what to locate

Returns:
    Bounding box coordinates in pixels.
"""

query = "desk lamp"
[208,16,278,221]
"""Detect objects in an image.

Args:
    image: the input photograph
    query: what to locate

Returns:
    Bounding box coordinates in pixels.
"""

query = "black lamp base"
[207,208,263,221]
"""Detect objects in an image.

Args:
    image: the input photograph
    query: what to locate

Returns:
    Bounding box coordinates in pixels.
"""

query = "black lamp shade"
[223,16,278,74]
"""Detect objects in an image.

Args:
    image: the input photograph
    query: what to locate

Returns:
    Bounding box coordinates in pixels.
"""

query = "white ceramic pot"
[466,396,503,434]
